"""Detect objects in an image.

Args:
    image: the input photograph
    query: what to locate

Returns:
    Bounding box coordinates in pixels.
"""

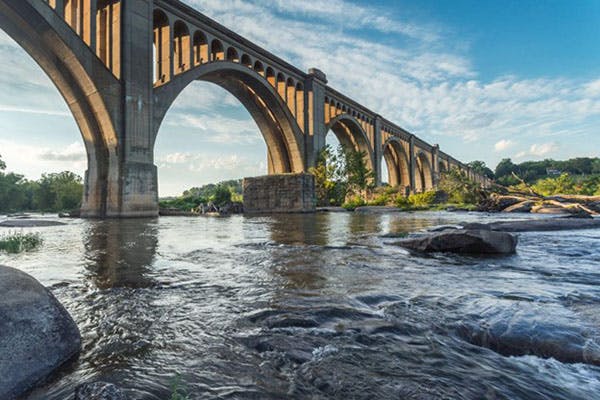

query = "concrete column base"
[243,173,316,214]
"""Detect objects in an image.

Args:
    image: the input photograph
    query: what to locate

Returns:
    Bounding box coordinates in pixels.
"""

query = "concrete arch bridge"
[0,0,490,217]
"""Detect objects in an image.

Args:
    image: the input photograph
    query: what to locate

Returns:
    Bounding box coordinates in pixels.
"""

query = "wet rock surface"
[457,303,600,366]
[462,218,600,232]
[75,382,127,400]
[0,219,66,228]
[393,229,518,254]
[0,266,81,400]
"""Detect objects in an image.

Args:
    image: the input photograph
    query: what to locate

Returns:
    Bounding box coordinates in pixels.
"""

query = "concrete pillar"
[55,0,64,17]
[374,116,382,186]
[409,135,416,193]
[105,0,158,217]
[304,68,328,169]
[432,144,440,188]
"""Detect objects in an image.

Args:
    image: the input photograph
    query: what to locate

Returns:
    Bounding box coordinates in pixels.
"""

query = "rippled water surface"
[2,212,600,399]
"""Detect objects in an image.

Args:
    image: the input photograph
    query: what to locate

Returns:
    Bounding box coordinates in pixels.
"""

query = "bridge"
[0,0,490,217]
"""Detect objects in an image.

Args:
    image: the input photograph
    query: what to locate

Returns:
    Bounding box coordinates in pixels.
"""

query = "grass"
[0,232,43,253]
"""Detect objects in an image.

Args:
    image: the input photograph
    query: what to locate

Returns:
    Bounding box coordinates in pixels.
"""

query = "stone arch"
[210,39,224,61]
[295,82,304,130]
[265,67,275,86]
[153,9,170,84]
[416,151,433,192]
[152,62,306,175]
[0,0,120,217]
[383,138,410,188]
[192,30,208,66]
[326,114,375,173]
[438,159,448,174]
[286,78,296,115]
[173,20,190,75]
[226,46,239,62]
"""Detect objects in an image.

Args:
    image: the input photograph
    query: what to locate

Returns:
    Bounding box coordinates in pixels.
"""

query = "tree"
[210,185,232,207]
[468,160,495,179]
[0,154,5,171]
[344,148,374,195]
[34,172,83,211]
[309,145,347,206]
[592,159,600,174]
[494,158,519,186]
[439,168,481,205]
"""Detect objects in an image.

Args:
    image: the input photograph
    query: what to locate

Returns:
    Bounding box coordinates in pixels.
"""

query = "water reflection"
[82,219,159,289]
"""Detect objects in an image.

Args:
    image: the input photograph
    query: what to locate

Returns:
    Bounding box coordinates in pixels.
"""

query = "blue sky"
[1,0,599,195]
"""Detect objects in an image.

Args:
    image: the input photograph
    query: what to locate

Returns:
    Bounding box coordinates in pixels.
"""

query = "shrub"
[438,168,481,205]
[408,191,437,208]
[395,195,411,209]
[0,232,43,253]
[369,193,390,206]
[342,195,366,211]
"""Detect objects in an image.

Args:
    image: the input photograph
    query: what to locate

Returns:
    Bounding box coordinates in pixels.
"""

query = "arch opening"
[211,39,224,61]
[152,62,306,195]
[153,9,170,84]
[192,31,208,66]
[173,20,190,75]
[96,0,121,77]
[416,152,433,192]
[325,115,375,177]
[383,139,410,191]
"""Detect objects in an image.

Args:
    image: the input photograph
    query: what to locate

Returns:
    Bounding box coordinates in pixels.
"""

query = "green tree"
[210,185,232,207]
[468,160,495,179]
[532,173,576,196]
[34,172,83,211]
[344,148,374,195]
[309,145,348,206]
[0,154,6,171]
[439,168,481,205]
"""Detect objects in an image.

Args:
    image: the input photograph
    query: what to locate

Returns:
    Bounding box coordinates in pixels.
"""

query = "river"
[1,211,599,399]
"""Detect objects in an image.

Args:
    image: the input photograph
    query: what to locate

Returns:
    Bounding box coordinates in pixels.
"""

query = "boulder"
[392,230,518,254]
[0,266,81,400]
[75,382,127,400]
[503,201,534,213]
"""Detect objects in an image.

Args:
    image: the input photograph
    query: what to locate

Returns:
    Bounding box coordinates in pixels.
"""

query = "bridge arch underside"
[326,115,375,172]
[383,139,410,189]
[153,62,305,175]
[416,152,434,193]
[0,0,120,217]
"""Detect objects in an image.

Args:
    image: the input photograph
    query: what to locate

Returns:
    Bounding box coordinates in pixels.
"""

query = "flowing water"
[1,212,599,400]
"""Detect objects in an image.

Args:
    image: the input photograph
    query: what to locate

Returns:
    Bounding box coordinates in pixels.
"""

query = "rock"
[0,219,66,228]
[462,218,600,232]
[503,201,535,213]
[392,230,518,254]
[457,303,600,366]
[478,195,526,212]
[0,266,81,400]
[75,382,127,400]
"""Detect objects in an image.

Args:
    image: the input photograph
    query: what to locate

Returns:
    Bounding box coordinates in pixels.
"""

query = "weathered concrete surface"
[462,218,600,232]
[75,382,127,400]
[0,266,81,400]
[393,230,518,254]
[243,174,316,213]
[0,219,66,228]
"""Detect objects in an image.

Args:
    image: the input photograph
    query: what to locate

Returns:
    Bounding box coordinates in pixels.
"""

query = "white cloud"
[494,139,515,152]
[530,142,559,157]
[39,142,86,162]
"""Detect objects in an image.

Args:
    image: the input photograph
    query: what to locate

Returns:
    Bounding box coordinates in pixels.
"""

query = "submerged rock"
[457,303,600,366]
[0,266,81,400]
[75,382,127,400]
[462,218,600,232]
[0,219,66,228]
[392,230,518,254]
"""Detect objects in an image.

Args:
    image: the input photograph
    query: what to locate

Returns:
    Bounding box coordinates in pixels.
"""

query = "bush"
[342,195,366,211]
[394,195,411,209]
[369,193,390,206]
[0,232,43,253]
[210,185,232,207]
[408,191,437,208]
[438,168,481,205]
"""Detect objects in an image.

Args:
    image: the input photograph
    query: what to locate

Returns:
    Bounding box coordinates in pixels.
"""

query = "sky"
[1,0,599,196]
